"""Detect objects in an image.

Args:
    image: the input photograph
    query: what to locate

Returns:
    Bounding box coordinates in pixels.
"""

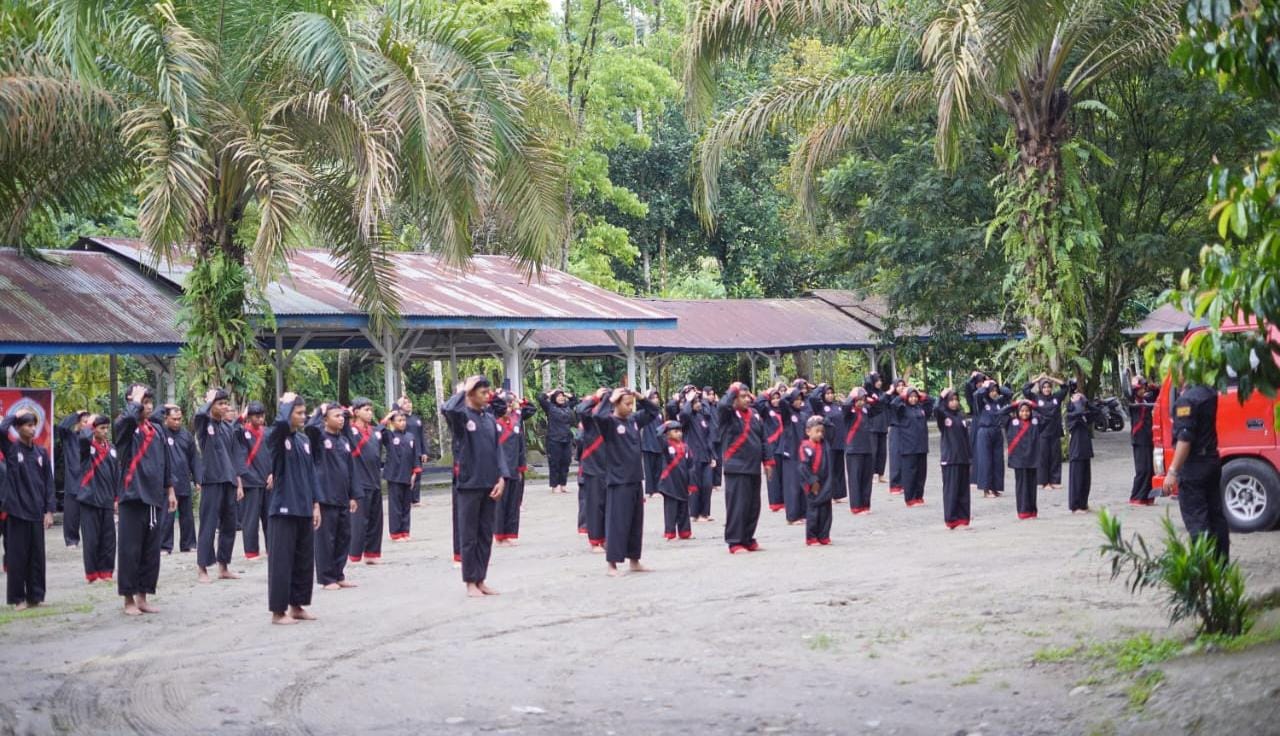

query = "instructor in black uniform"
[1162,383,1228,561]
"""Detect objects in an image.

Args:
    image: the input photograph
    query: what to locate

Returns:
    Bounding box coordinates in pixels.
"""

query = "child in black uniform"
[266,393,322,625]
[934,388,972,529]
[594,388,659,576]
[798,416,834,545]
[890,385,934,507]
[442,376,509,596]
[494,392,537,545]
[841,387,882,515]
[381,410,422,542]
[653,420,695,540]
[1066,393,1097,513]
[1007,400,1041,519]
[1,410,54,609]
[62,413,118,583]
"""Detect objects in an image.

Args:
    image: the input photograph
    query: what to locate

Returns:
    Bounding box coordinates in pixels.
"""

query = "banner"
[0,388,55,468]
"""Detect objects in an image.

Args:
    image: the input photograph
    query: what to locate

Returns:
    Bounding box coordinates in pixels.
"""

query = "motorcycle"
[1089,396,1126,433]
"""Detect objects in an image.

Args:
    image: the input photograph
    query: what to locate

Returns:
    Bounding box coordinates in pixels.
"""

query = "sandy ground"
[1,429,1279,736]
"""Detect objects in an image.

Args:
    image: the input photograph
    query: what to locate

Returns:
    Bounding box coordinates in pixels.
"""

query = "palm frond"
[307,174,400,333]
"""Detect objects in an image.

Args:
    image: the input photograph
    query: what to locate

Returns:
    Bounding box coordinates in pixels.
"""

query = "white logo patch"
[16,452,23,463]
[207,426,215,436]
[36,455,42,467]
[244,431,253,440]
[393,437,401,446]
[945,418,953,427]
[167,437,175,446]
[303,443,310,455]
[514,425,521,434]
[791,415,798,423]
[466,420,477,432]
[110,448,117,458]
[90,446,96,456]
[343,441,350,451]
[284,439,292,451]
[616,424,627,435]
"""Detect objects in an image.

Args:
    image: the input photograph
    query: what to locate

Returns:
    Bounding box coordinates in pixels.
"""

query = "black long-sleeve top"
[346,421,383,495]
[934,404,971,465]
[1125,383,1160,447]
[776,390,812,460]
[1066,398,1095,461]
[638,398,666,454]
[496,403,536,480]
[305,414,356,507]
[810,387,847,452]
[442,392,509,489]
[158,421,200,496]
[798,438,835,503]
[537,393,576,444]
[656,438,695,501]
[890,394,935,456]
[0,415,54,521]
[114,401,172,508]
[678,400,715,464]
[72,428,119,509]
[593,398,657,486]
[56,412,84,495]
[267,402,317,517]
[1006,414,1040,469]
[575,396,607,478]
[716,387,771,474]
[1023,382,1068,438]
[972,385,1014,429]
[194,403,238,485]
[841,396,883,455]
[380,426,422,485]
[235,420,273,488]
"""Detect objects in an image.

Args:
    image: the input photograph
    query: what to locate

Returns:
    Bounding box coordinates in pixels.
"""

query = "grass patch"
[0,601,93,627]
[951,673,981,687]
[1092,634,1183,674]
[1033,644,1084,663]
[806,633,837,651]
[1126,670,1165,710]
[1197,622,1280,653]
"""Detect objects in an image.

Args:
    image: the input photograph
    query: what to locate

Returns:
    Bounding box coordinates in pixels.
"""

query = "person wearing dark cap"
[381,408,422,542]
[60,412,117,582]
[864,373,890,484]
[653,420,695,541]
[810,384,848,504]
[55,411,91,549]
[306,403,359,590]
[678,388,715,523]
[934,388,972,529]
[538,389,576,494]
[1,408,54,609]
[347,397,385,564]
[702,386,723,496]
[395,395,430,507]
[758,386,786,513]
[115,384,178,615]
[718,382,773,554]
[1007,399,1041,520]
[841,387,882,515]
[493,392,536,546]
[235,401,273,561]
[639,389,666,498]
[593,387,659,575]
[798,414,834,545]
[156,404,199,554]
[889,384,934,507]
[575,388,609,551]
[442,376,507,595]
[266,392,322,625]
[194,387,243,583]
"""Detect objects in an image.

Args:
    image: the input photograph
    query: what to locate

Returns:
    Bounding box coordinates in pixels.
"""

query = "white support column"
[542,361,553,391]
[433,359,447,454]
[749,353,757,389]
[889,350,899,380]
[769,351,780,383]
[274,333,286,398]
[603,329,638,388]
[638,351,649,392]
[448,335,459,388]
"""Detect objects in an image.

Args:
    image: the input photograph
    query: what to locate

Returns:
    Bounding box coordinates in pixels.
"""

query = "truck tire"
[1220,458,1280,533]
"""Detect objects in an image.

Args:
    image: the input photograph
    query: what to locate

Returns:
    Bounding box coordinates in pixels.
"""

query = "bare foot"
[14,601,29,612]
[590,545,605,554]
[272,613,298,625]
[466,583,486,598]
[197,568,212,584]
[338,580,359,588]
[606,564,622,577]
[322,583,341,591]
[288,606,316,621]
[123,597,142,616]
[137,596,160,614]
[628,561,651,573]
[478,582,500,596]
[505,539,519,547]
[452,560,462,569]
[364,558,382,566]
[218,566,240,580]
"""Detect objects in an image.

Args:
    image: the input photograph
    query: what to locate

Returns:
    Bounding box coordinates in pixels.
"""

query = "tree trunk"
[337,349,351,405]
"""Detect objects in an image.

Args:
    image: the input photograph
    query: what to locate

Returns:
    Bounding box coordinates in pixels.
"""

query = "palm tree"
[683,0,1180,372]
[0,0,567,390]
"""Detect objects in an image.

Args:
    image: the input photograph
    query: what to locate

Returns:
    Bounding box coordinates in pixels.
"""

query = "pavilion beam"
[274,333,286,398]
[638,351,649,392]
[603,329,638,388]
[109,353,119,420]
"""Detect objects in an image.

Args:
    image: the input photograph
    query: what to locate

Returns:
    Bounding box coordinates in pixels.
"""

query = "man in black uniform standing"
[1163,383,1229,561]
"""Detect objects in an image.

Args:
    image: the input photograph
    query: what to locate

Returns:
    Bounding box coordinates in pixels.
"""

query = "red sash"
[660,441,687,480]
[724,408,755,461]
[80,440,112,488]
[1007,421,1032,455]
[244,424,265,467]
[123,422,156,488]
[845,410,864,446]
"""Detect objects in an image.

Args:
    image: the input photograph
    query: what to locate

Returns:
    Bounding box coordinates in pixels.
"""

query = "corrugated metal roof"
[85,237,675,330]
[1120,303,1202,336]
[533,298,878,354]
[808,289,1013,340]
[0,249,184,353]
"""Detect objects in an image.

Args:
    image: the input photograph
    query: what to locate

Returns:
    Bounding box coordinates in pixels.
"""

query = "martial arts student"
[266,393,322,625]
[889,385,934,507]
[841,387,881,514]
[395,396,430,507]
[156,404,199,554]
[798,415,834,546]
[1065,393,1096,513]
[537,389,576,494]
[1023,375,1067,490]
[887,378,908,494]
[493,393,536,546]
[194,388,242,583]
[703,386,723,497]
[115,384,178,615]
[810,384,848,503]
[678,388,715,522]
[759,386,786,513]
[1007,400,1040,519]
[347,397,384,564]
[306,403,358,590]
[575,390,608,551]
[639,390,666,498]
[653,420,695,540]
[63,413,117,582]
[381,409,422,542]
[971,378,1013,498]
[777,383,813,524]
[718,382,773,554]
[594,387,660,576]
[864,373,890,484]
[1126,376,1160,505]
[235,402,273,561]
[442,376,507,596]
[934,388,972,529]
[55,411,90,548]
[1,410,54,609]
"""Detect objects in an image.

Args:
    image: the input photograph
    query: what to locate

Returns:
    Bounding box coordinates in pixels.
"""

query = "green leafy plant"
[1098,507,1251,636]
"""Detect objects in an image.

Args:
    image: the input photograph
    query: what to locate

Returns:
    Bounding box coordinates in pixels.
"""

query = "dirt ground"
[2,429,1279,736]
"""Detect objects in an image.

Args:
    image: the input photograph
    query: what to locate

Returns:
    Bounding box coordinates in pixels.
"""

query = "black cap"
[11,413,37,428]
[660,420,682,434]
[246,401,266,416]
[208,387,230,402]
[91,414,111,427]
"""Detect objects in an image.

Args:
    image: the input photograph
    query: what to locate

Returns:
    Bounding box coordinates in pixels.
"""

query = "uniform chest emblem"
[36,455,42,467]
[303,443,310,455]
[284,439,292,451]
[393,437,401,446]
[791,415,798,423]
[945,418,953,427]
[245,431,253,440]
[466,420,477,432]
[616,424,627,435]
[167,437,175,446]
[668,446,676,455]
[207,426,215,435]
[343,441,351,451]
[110,449,117,458]
[16,452,23,463]
[324,438,333,449]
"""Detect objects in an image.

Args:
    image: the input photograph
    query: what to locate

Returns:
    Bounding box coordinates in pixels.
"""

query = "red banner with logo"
[0,388,55,467]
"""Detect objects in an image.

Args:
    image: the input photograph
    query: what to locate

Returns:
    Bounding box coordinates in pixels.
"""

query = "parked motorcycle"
[1089,396,1126,432]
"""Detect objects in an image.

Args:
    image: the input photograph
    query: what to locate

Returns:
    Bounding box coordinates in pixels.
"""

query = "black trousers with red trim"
[457,487,496,582]
[872,432,887,476]
[583,474,607,545]
[62,490,80,546]
[765,456,784,510]
[642,452,663,496]
[268,514,314,613]
[780,458,808,522]
[889,429,903,489]
[197,482,237,569]
[941,463,970,527]
[1036,431,1063,486]
[845,452,874,511]
[79,503,115,580]
[804,498,832,542]
[689,462,713,518]
[1014,467,1038,518]
[547,439,572,488]
[723,472,762,549]
[1068,459,1091,511]
[117,500,163,597]
[495,476,524,539]
[831,450,847,500]
[162,493,196,553]
[605,482,644,563]
[349,486,383,561]
[315,503,350,585]
[1130,445,1154,502]
[661,494,691,538]
[387,481,413,537]
[5,515,45,605]
[576,472,587,532]
[899,453,927,503]
[239,486,267,557]
[974,426,1006,492]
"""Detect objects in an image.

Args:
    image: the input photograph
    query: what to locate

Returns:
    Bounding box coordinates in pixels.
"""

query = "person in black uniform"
[1163,383,1228,561]
[652,420,695,541]
[934,388,972,529]
[638,389,666,499]
[864,373,890,484]
[718,382,773,553]
[678,388,715,522]
[971,378,1012,499]
[841,386,882,515]
[266,392,322,625]
[777,383,812,524]
[810,384,847,504]
[1065,393,1098,512]
[1126,376,1160,506]
[395,396,430,507]
[306,403,359,590]
[537,389,576,494]
[62,413,117,583]
[1006,400,1040,520]
[1,409,54,609]
[381,409,422,543]
[235,401,273,561]
[347,397,384,564]
[194,388,242,583]
[56,411,90,549]
[798,415,834,545]
[157,405,199,554]
[576,389,609,551]
[493,392,536,546]
[115,384,178,615]
[1023,375,1067,491]
[593,387,659,576]
[442,376,508,596]
[889,385,934,507]
[758,386,785,513]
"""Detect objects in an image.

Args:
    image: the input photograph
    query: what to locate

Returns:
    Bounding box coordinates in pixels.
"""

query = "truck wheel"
[1221,458,1280,533]
[1108,415,1125,432]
